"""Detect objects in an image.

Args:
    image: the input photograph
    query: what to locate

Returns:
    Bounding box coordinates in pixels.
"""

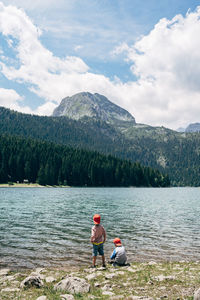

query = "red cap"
[113,237,122,246]
[93,214,101,224]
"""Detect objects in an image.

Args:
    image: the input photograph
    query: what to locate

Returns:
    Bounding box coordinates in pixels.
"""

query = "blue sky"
[0,0,200,129]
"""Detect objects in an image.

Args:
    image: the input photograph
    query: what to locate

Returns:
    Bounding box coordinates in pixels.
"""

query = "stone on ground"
[20,275,44,288]
[194,288,200,300]
[54,276,90,294]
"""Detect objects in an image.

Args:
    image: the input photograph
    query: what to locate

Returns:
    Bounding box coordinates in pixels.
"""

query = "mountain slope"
[185,123,200,132]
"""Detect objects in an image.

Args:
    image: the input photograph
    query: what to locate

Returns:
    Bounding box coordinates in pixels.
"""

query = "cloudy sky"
[0,0,200,129]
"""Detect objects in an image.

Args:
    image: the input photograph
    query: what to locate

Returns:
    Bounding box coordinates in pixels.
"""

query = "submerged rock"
[54,276,90,294]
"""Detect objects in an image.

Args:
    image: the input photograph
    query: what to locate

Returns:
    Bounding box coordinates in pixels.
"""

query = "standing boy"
[90,214,106,268]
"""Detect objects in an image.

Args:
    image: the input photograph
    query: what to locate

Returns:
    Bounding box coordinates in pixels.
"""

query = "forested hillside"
[1,106,200,186]
[0,134,169,187]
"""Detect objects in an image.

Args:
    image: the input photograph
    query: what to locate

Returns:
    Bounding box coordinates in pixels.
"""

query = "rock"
[54,276,90,294]
[36,296,47,300]
[154,275,175,282]
[101,283,112,291]
[194,288,200,300]
[45,276,56,283]
[110,296,124,300]
[60,295,75,300]
[86,273,97,280]
[1,287,20,292]
[127,297,153,300]
[94,282,101,287]
[105,273,116,279]
[20,275,44,288]
[116,271,125,275]
[148,261,157,265]
[0,268,10,276]
[102,291,115,296]
[127,267,137,273]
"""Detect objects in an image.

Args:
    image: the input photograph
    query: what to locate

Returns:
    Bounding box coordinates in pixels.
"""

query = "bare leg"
[102,255,106,267]
[93,256,97,267]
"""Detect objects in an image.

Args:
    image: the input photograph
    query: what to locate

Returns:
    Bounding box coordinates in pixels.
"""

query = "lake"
[0,187,200,269]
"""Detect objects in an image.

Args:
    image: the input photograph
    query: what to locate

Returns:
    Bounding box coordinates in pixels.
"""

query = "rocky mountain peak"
[52,92,136,128]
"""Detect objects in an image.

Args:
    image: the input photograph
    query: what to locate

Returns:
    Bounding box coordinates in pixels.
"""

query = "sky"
[0,0,200,130]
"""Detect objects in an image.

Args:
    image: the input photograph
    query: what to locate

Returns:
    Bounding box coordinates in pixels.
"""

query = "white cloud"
[1,2,200,128]
[113,7,200,128]
[0,87,32,113]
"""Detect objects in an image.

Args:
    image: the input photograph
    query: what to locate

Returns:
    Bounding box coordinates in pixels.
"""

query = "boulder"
[54,276,90,294]
[194,288,200,300]
[20,275,44,288]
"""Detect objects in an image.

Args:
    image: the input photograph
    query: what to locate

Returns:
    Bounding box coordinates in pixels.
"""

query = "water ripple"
[1,187,200,269]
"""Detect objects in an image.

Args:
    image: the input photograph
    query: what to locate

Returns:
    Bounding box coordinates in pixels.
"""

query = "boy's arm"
[102,226,106,243]
[90,227,95,243]
[110,249,116,260]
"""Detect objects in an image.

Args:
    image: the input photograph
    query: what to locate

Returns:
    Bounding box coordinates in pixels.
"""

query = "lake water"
[0,187,200,269]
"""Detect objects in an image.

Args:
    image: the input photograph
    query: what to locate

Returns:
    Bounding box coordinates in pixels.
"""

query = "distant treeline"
[0,135,170,187]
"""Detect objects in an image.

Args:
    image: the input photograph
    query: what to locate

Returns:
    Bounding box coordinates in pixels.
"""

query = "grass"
[0,261,200,299]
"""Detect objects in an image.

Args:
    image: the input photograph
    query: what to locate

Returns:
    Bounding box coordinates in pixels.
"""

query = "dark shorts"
[93,243,104,256]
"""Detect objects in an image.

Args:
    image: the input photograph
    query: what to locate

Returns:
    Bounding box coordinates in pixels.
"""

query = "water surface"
[0,187,200,269]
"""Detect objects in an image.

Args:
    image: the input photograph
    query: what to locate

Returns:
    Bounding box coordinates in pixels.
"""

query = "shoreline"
[0,183,70,188]
[1,260,200,299]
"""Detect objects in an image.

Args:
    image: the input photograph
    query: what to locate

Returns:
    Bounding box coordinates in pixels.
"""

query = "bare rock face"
[52,92,136,129]
[54,276,90,294]
[20,275,44,288]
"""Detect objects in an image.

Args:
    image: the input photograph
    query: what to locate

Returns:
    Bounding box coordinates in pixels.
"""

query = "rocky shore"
[1,261,200,299]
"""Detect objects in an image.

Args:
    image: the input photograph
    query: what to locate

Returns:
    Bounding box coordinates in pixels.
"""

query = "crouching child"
[110,237,128,266]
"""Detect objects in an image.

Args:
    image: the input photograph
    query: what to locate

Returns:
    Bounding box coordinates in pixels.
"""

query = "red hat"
[93,214,101,224]
[113,237,122,246]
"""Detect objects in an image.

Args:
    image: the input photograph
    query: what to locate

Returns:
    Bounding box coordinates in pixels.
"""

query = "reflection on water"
[0,187,200,269]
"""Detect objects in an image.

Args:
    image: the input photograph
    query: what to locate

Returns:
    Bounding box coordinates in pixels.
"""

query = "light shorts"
[92,243,104,256]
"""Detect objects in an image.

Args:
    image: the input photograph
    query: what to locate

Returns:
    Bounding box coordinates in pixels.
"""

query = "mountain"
[1,92,200,186]
[185,123,200,133]
[52,92,136,130]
